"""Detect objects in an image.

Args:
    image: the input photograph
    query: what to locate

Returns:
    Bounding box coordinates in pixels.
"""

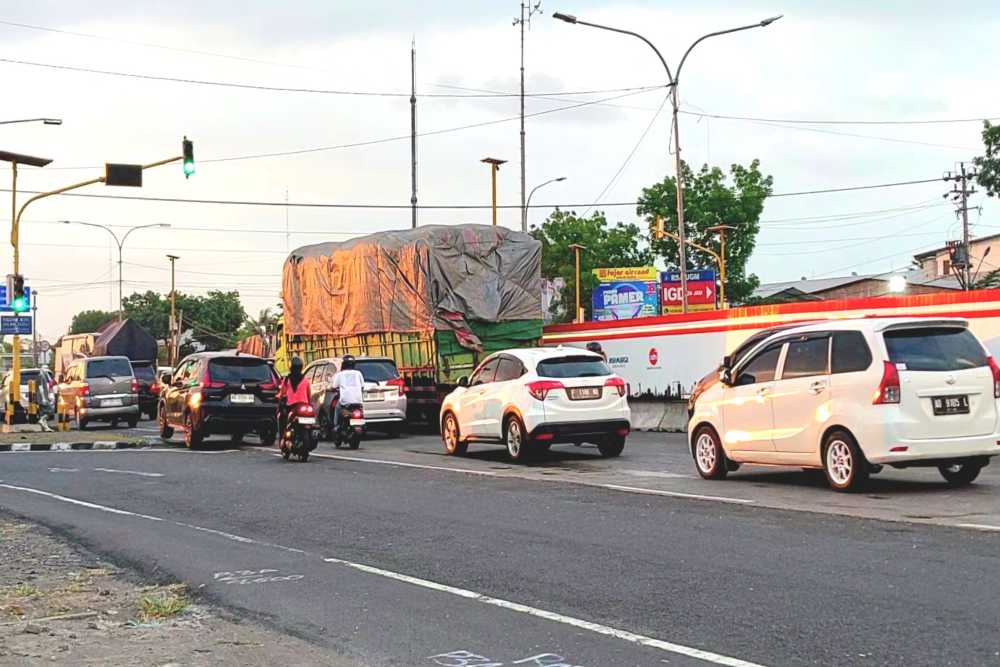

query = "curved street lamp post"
[524,176,567,232]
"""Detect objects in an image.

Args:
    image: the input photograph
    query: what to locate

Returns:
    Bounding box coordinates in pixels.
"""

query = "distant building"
[913,233,1000,280]
[753,270,961,303]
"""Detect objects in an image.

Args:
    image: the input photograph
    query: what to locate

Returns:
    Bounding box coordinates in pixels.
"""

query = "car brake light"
[351,408,363,419]
[526,380,563,401]
[873,361,901,404]
[130,378,139,394]
[199,370,225,389]
[604,376,626,397]
[386,377,407,394]
[296,403,315,416]
[260,380,277,390]
[150,383,160,395]
[534,432,554,441]
[80,383,90,397]
[988,356,1000,399]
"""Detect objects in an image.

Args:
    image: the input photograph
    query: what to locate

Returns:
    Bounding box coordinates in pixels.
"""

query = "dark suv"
[158,352,279,448]
[131,360,158,420]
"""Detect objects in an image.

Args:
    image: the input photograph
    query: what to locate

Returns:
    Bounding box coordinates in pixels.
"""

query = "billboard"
[593,267,659,283]
[661,270,717,314]
[592,281,660,321]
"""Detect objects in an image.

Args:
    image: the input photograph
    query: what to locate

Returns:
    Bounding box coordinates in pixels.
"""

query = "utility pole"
[944,162,980,290]
[569,243,586,322]
[515,2,542,233]
[707,224,736,308]
[167,254,179,366]
[410,38,418,229]
[481,157,507,226]
[31,292,38,368]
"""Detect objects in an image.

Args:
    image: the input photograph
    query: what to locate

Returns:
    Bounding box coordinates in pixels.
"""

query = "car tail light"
[260,380,277,391]
[351,408,364,419]
[534,432,554,441]
[150,383,160,395]
[199,370,225,389]
[296,403,315,416]
[386,377,407,394]
[80,383,90,397]
[130,378,139,394]
[988,356,1000,399]
[616,426,630,437]
[604,376,626,397]
[526,380,563,401]
[873,361,900,404]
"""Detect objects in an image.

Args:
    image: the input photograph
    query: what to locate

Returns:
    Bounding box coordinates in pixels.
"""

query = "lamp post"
[524,176,567,232]
[552,11,781,313]
[0,118,62,126]
[481,157,507,226]
[61,221,171,321]
[569,243,587,322]
[707,224,736,308]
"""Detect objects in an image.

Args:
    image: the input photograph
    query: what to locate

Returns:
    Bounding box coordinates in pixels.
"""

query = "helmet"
[586,341,603,354]
[341,355,356,370]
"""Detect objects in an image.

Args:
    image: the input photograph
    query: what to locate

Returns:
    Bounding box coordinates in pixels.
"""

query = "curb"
[0,440,146,453]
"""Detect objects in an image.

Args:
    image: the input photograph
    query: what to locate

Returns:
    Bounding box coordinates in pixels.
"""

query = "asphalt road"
[2,427,1000,665]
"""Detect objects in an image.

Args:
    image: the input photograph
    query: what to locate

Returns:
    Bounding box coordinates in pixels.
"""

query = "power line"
[680,109,1000,126]
[728,117,977,152]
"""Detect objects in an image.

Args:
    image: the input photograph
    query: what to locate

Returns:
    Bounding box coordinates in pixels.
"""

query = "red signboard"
[661,280,716,313]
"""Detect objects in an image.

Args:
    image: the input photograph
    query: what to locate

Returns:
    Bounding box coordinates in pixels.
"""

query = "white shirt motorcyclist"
[333,369,365,405]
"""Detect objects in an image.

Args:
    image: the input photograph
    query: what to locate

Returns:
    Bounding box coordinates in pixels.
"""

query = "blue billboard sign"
[592,281,660,321]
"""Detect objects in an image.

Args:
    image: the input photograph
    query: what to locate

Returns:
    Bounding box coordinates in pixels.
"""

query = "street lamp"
[524,176,567,232]
[553,11,781,313]
[481,157,507,226]
[0,118,63,126]
[61,221,171,321]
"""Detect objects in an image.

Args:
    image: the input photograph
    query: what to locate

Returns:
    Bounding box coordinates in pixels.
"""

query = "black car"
[158,352,279,448]
[131,360,158,420]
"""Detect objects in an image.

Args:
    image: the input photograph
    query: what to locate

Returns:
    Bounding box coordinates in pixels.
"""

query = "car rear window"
[86,358,133,378]
[132,364,156,381]
[536,355,611,378]
[883,327,988,371]
[354,360,399,383]
[208,358,274,384]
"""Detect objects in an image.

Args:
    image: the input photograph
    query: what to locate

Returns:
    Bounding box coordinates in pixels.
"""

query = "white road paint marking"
[601,484,754,505]
[295,452,501,477]
[621,468,692,480]
[213,569,304,585]
[51,443,71,451]
[11,443,30,452]
[92,441,119,450]
[324,556,764,667]
[93,467,164,478]
[955,522,1000,532]
[48,467,79,473]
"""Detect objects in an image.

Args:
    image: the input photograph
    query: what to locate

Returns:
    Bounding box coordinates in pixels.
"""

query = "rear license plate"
[297,416,316,425]
[364,393,384,402]
[350,418,365,426]
[101,398,123,407]
[932,395,969,416]
[230,394,254,404]
[569,387,601,400]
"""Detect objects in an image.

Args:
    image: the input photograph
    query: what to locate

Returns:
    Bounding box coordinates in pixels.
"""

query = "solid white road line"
[601,484,754,505]
[955,522,1000,532]
[93,468,164,478]
[323,556,765,667]
[298,452,501,477]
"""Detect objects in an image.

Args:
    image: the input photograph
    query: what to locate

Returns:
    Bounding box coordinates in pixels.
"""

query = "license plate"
[101,398,123,407]
[230,394,254,404]
[569,387,601,400]
[932,395,969,416]
[297,416,316,425]
[364,392,384,402]
[350,418,365,426]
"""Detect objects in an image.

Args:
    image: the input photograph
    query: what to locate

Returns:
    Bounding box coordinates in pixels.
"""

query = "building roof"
[753,270,962,301]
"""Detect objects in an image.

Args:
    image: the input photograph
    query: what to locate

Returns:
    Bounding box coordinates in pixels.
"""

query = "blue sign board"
[0,285,32,311]
[592,281,660,321]
[0,315,32,335]
[660,270,717,284]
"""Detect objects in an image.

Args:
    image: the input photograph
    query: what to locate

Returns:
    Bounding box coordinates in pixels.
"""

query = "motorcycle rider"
[278,356,312,442]
[331,355,365,431]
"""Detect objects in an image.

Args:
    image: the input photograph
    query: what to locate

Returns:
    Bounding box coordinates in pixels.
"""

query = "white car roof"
[497,346,603,364]
[770,317,969,336]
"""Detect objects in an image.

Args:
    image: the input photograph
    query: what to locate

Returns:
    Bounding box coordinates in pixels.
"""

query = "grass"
[12,584,39,598]
[135,585,189,622]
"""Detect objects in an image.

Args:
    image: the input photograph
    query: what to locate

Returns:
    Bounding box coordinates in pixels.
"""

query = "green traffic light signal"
[182,136,194,178]
[11,296,27,313]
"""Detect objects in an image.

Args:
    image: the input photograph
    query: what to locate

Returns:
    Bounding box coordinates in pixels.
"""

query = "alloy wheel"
[507,419,522,459]
[695,432,717,474]
[827,439,853,486]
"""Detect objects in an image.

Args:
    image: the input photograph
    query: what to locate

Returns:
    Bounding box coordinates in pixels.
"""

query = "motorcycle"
[280,402,318,462]
[333,403,365,450]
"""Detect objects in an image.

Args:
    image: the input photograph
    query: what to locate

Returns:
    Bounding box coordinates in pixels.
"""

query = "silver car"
[304,356,407,437]
[58,356,139,429]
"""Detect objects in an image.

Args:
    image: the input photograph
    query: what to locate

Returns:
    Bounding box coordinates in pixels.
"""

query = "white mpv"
[440,348,631,462]
[688,318,1000,491]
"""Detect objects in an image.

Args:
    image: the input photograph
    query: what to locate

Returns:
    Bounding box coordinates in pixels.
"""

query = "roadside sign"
[593,267,659,283]
[0,315,33,335]
[660,270,717,314]
[0,285,31,311]
[592,281,659,321]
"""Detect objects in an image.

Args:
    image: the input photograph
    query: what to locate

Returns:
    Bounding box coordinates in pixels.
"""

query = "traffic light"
[182,136,195,178]
[10,274,27,313]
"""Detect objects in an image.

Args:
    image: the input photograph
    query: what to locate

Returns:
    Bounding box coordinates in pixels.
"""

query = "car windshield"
[208,358,274,384]
[883,327,988,371]
[132,364,156,381]
[86,358,133,379]
[536,355,612,378]
[355,360,399,383]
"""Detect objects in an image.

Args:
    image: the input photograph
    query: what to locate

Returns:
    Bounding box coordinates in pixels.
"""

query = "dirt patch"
[0,517,357,666]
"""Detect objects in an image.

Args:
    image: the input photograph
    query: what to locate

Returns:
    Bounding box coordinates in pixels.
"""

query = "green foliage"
[637,159,773,305]
[121,290,247,352]
[69,310,116,335]
[531,209,652,322]
[974,120,1000,198]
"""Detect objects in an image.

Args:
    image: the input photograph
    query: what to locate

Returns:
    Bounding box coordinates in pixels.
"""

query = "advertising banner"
[593,267,659,283]
[661,270,717,314]
[592,281,660,321]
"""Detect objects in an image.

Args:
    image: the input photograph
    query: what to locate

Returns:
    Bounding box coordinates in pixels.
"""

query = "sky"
[2,0,999,341]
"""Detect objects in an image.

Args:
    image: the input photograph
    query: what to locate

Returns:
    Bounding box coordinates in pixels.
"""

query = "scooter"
[333,403,365,450]
[280,402,318,462]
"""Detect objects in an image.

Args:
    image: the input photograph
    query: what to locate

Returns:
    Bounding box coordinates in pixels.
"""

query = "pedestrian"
[586,341,607,362]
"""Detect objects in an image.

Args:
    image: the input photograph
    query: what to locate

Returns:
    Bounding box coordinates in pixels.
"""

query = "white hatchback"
[440,348,631,461]
[688,318,1000,491]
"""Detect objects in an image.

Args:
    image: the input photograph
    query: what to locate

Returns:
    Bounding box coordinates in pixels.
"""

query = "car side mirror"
[161,374,172,386]
[720,369,733,386]
[457,376,469,388]
[722,354,734,369]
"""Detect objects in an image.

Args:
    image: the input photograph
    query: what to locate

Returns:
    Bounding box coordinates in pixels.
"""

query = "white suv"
[688,318,1000,491]
[440,348,631,461]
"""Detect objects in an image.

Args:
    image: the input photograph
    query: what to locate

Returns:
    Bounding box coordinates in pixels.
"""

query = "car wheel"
[938,460,983,486]
[318,410,332,441]
[77,409,89,431]
[504,415,531,463]
[127,415,138,429]
[441,412,467,456]
[231,432,244,445]
[184,412,204,449]
[692,426,728,480]
[111,418,119,428]
[258,423,277,447]
[598,436,626,458]
[158,405,174,440]
[823,430,868,492]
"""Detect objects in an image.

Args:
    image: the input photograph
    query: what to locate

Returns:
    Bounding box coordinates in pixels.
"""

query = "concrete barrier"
[627,399,689,433]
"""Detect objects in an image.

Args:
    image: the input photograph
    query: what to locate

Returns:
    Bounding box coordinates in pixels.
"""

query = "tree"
[69,309,116,334]
[974,120,1000,197]
[637,159,773,305]
[531,209,652,322]
[121,290,247,352]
